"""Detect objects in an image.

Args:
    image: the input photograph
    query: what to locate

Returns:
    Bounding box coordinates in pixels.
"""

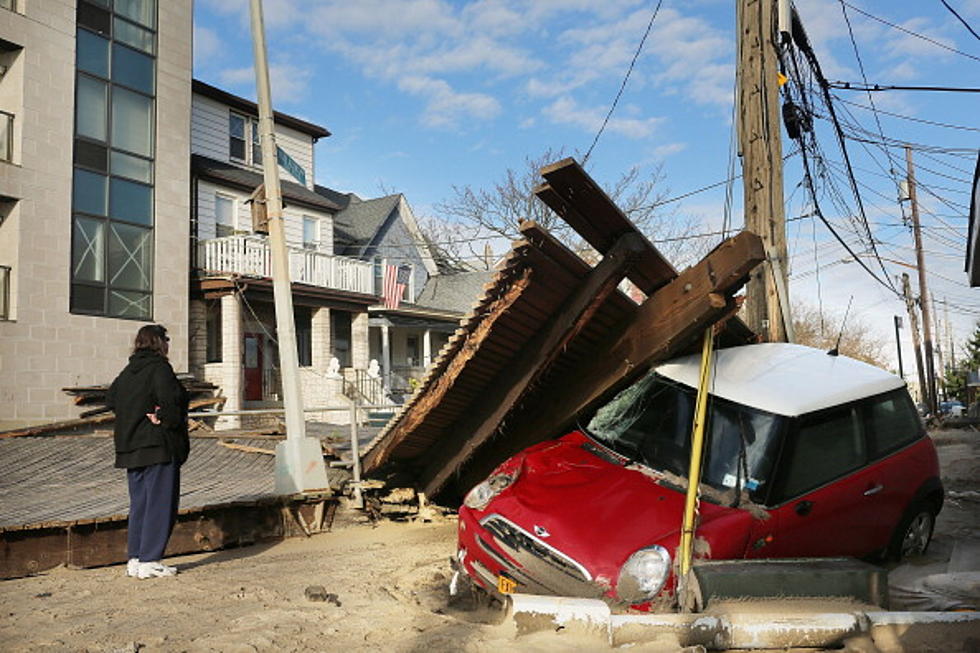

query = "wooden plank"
[218,440,276,455]
[420,227,648,496]
[425,231,764,497]
[362,268,534,473]
[535,158,677,294]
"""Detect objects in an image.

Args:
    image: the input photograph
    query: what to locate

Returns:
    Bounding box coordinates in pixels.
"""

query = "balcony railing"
[0,111,12,163]
[0,265,9,320]
[198,235,375,295]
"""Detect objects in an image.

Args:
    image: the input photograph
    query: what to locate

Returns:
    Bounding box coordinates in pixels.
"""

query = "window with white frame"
[215,193,235,237]
[302,215,318,250]
[229,111,262,167]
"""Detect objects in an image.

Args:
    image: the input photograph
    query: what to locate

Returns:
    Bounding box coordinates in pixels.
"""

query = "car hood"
[479,431,742,585]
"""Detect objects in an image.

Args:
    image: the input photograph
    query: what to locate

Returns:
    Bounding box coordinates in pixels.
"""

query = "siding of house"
[191,93,316,190]
[373,208,430,303]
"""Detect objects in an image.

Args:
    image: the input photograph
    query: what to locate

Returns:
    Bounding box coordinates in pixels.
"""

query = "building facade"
[0,0,192,428]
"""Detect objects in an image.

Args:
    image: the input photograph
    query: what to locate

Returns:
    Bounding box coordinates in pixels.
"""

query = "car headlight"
[463,469,520,511]
[616,545,671,603]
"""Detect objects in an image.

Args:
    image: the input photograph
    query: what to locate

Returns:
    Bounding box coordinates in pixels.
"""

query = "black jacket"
[106,350,190,465]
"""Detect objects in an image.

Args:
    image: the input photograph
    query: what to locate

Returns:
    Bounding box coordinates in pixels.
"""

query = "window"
[229,113,246,161]
[779,406,866,500]
[71,0,157,319]
[230,112,263,166]
[0,110,14,163]
[302,216,318,250]
[406,335,419,367]
[215,193,235,237]
[0,0,14,12]
[865,390,922,458]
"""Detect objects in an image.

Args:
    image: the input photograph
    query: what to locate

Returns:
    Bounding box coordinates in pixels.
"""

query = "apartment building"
[0,0,192,428]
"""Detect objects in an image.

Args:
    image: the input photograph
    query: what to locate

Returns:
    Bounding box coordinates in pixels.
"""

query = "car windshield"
[585,372,783,501]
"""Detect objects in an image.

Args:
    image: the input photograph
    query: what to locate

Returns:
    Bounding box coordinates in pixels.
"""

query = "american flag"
[383,264,411,309]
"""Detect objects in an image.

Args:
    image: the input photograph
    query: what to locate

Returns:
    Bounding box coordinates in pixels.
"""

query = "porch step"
[366,410,396,428]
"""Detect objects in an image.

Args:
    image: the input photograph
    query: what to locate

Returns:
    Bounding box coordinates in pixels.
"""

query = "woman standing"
[106,324,189,579]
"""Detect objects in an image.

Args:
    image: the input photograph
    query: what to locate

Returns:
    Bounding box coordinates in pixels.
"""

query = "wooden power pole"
[738,0,790,342]
[905,146,938,415]
[901,273,927,407]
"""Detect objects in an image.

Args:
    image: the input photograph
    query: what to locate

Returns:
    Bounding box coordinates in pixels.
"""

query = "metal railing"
[198,235,374,295]
[0,265,9,320]
[0,111,12,163]
[343,369,386,406]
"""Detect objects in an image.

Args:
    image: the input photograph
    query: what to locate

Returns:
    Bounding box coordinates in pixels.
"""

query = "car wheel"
[889,501,935,561]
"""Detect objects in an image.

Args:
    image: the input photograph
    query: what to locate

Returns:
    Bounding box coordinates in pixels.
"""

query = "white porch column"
[423,328,432,368]
[218,292,243,429]
[351,311,369,369]
[381,323,391,391]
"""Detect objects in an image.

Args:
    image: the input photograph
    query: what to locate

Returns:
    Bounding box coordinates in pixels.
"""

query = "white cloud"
[193,25,222,69]
[542,96,662,139]
[398,76,501,128]
[653,142,686,157]
[218,62,313,104]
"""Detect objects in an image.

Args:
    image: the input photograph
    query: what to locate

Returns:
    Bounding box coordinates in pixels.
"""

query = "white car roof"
[654,343,906,417]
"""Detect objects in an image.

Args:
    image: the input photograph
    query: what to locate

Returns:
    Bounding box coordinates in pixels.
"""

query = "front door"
[244,333,263,401]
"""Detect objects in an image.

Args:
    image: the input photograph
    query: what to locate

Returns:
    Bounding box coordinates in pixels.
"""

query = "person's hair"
[133,324,169,357]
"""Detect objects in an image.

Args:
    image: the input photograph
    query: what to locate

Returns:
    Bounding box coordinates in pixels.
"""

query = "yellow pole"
[679,328,715,580]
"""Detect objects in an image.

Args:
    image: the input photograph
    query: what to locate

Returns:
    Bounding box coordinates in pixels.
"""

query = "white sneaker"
[136,561,177,579]
[126,558,139,577]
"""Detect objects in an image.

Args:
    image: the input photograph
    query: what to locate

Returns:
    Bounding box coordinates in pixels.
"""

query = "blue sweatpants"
[126,462,181,562]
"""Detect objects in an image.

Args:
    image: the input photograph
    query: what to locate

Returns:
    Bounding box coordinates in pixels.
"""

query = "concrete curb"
[506,593,980,650]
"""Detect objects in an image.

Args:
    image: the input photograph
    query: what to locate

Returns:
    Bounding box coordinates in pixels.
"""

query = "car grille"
[477,514,605,598]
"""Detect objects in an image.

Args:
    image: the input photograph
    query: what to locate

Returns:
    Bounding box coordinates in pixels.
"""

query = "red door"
[244,333,263,401]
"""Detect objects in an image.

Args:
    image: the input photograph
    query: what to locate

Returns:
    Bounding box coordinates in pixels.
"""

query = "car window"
[779,405,866,500]
[865,389,922,457]
[586,373,782,499]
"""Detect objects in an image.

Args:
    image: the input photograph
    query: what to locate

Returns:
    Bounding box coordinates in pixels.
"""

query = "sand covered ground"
[1,428,976,652]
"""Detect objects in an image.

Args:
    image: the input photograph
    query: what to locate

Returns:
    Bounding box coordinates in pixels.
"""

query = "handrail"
[198,235,374,295]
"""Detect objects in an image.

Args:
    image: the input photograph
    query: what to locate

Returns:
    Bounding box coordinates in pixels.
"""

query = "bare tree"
[792,302,890,369]
[431,148,709,269]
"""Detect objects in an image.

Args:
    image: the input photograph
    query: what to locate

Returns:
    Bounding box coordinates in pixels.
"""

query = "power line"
[582,0,664,165]
[832,95,980,133]
[829,82,980,93]
[939,0,980,41]
[839,1,980,63]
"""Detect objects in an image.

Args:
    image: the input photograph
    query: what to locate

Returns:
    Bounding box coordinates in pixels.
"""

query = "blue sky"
[193,0,980,380]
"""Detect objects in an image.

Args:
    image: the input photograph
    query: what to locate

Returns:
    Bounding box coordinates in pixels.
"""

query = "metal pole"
[905,146,938,416]
[894,315,904,379]
[678,328,714,611]
[349,400,363,509]
[249,0,328,494]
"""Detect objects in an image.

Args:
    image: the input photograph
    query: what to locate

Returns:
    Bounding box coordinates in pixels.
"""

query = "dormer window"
[229,111,262,166]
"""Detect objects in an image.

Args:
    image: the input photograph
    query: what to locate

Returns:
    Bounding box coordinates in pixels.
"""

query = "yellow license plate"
[497,575,517,594]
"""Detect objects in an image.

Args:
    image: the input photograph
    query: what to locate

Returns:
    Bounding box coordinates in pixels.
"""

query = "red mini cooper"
[453,343,943,608]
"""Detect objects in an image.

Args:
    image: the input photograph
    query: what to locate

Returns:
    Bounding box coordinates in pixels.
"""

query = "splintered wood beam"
[535,157,677,295]
[361,267,533,474]
[444,231,765,496]
[419,227,648,497]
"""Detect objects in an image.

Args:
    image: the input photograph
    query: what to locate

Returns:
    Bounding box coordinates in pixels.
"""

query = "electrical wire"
[829,82,980,93]
[939,0,980,41]
[582,0,664,165]
[839,1,980,63]
[831,96,980,133]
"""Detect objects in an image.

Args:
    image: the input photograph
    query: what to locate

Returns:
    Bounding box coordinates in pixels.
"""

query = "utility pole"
[931,292,945,401]
[893,315,904,379]
[738,0,791,342]
[905,146,938,415]
[249,0,328,494]
[901,273,927,404]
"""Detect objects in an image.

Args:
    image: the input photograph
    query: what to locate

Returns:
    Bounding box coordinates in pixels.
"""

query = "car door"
[764,403,881,558]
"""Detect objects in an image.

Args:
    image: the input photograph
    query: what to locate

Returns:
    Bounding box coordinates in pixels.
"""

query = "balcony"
[198,235,374,295]
[0,111,12,163]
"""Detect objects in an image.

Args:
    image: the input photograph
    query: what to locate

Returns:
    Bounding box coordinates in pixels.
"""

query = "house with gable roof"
[188,79,488,425]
